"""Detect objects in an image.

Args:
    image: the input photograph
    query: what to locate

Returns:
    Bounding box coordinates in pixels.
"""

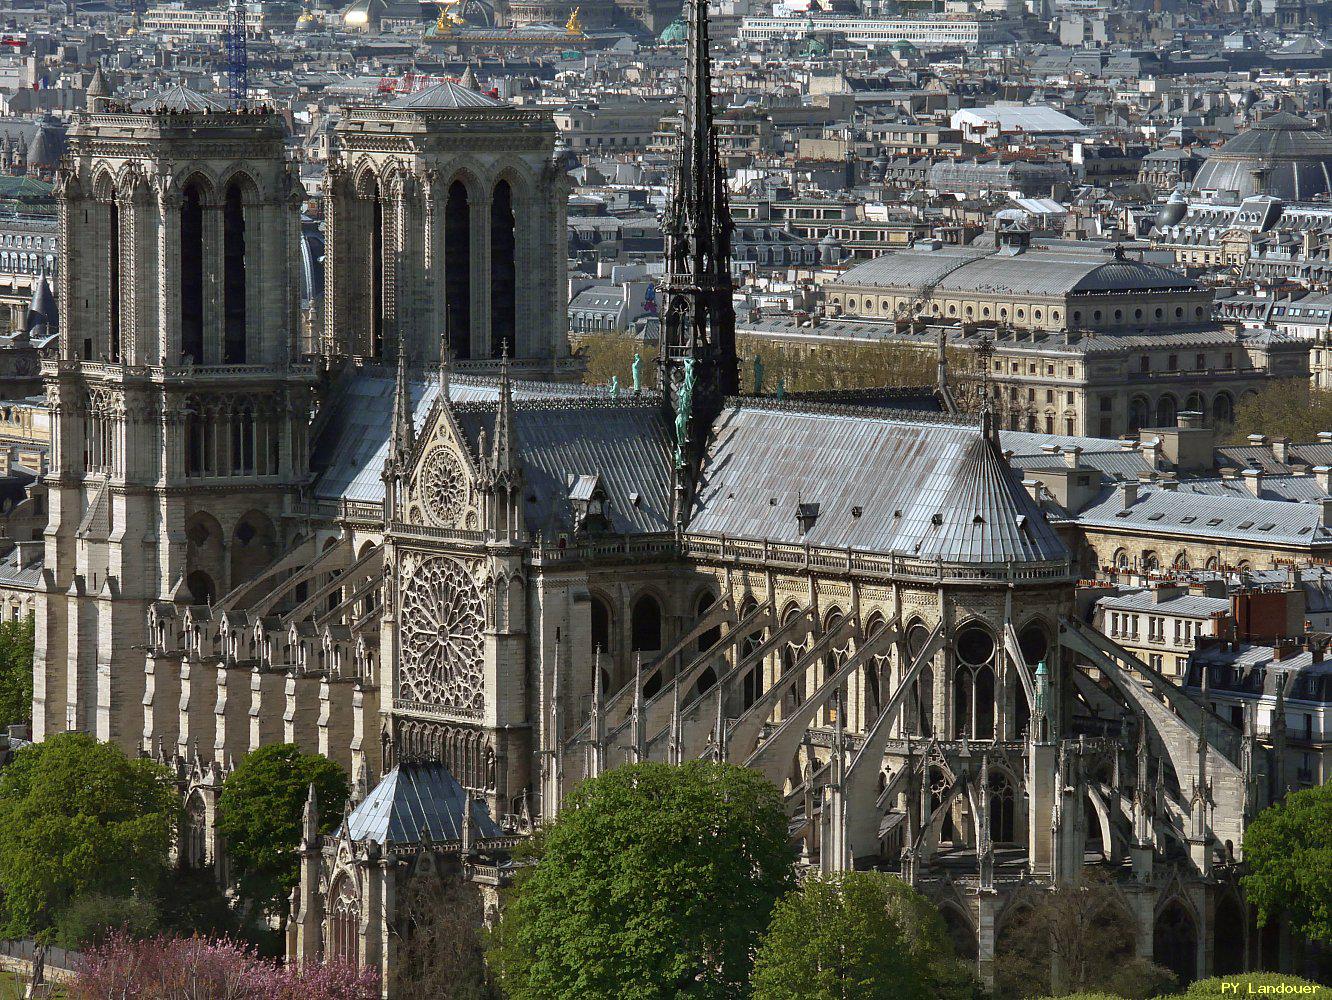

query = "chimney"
[1272,437,1291,464]
[1118,481,1138,510]
[1118,437,1138,451]
[1318,431,1332,443]
[1178,410,1203,429]
[1141,436,1162,469]
[1247,433,1268,447]
[1242,467,1264,497]
[1023,478,1043,502]
[1061,445,1083,469]
[1322,497,1332,528]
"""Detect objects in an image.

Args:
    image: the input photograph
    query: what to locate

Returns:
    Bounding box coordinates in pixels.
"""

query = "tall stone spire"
[390,348,414,470]
[658,0,737,447]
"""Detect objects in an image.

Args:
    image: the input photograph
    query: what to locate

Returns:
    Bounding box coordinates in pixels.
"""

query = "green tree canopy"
[0,614,34,727]
[489,760,794,1000]
[1241,782,1332,943]
[751,870,975,1000]
[216,743,348,920]
[1226,379,1332,444]
[0,732,178,938]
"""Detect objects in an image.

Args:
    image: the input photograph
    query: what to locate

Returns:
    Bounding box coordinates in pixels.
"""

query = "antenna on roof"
[225,0,248,104]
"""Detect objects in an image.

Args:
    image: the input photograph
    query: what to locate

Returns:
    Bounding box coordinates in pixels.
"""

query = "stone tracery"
[398,555,485,714]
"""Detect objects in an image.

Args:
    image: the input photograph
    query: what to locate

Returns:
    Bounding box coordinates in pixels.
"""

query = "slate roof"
[386,81,505,110]
[690,401,1067,565]
[310,370,608,504]
[453,399,675,537]
[1094,588,1230,618]
[834,243,1199,298]
[1076,485,1332,547]
[346,762,501,844]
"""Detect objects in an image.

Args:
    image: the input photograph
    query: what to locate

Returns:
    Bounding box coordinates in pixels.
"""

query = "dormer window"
[569,474,611,534]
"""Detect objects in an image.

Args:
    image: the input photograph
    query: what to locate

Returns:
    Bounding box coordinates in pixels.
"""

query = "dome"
[659,15,686,44]
[798,35,830,56]
[1154,188,1188,230]
[1194,112,1332,201]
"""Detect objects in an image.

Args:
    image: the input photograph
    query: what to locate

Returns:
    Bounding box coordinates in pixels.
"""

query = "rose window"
[399,556,485,713]
[420,448,465,527]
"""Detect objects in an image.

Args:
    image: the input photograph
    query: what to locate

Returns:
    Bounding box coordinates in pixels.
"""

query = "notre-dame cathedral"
[32,6,1295,997]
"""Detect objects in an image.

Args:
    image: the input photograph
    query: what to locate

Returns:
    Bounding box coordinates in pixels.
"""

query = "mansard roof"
[690,400,1068,566]
[346,761,501,845]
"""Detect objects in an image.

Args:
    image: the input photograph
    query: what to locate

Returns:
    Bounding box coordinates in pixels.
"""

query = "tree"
[489,761,794,1000]
[751,870,974,1000]
[734,334,974,397]
[995,870,1175,1000]
[1242,782,1332,944]
[0,732,178,938]
[68,933,380,1000]
[0,614,34,727]
[392,871,500,1000]
[1226,379,1332,444]
[53,892,159,949]
[216,744,348,922]
[576,331,642,389]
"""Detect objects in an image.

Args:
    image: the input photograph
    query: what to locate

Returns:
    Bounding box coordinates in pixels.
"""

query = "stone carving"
[399,555,485,714]
[418,447,466,527]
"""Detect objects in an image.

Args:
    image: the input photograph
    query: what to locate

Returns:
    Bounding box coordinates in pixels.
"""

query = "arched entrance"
[1154,900,1198,986]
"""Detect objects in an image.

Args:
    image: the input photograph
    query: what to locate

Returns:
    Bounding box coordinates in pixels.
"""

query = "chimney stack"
[1063,445,1083,468]
[1118,481,1138,510]
[1315,465,1332,494]
[1243,467,1264,497]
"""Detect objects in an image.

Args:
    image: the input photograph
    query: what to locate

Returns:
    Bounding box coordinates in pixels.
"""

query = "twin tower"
[34,84,570,748]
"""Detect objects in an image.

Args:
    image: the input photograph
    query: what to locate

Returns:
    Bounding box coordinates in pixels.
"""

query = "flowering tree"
[68,933,379,1000]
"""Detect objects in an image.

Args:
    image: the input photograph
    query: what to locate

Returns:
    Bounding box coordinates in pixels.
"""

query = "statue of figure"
[775,377,785,400]
[673,359,696,465]
[631,352,642,394]
[752,353,765,395]
[30,942,44,987]
[609,374,620,399]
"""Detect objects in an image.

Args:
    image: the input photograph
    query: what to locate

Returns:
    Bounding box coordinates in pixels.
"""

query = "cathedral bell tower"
[34,89,313,749]
[657,0,738,502]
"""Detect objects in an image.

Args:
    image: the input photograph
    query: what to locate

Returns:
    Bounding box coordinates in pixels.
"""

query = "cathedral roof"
[454,399,674,536]
[386,81,505,110]
[346,761,501,845]
[310,369,608,504]
[690,400,1068,566]
[131,85,231,114]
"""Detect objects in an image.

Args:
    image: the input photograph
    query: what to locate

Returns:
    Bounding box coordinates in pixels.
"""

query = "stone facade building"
[26,24,1320,1000]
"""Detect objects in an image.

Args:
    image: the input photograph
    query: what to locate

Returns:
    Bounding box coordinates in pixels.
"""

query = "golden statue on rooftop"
[434,0,464,33]
[565,6,584,34]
